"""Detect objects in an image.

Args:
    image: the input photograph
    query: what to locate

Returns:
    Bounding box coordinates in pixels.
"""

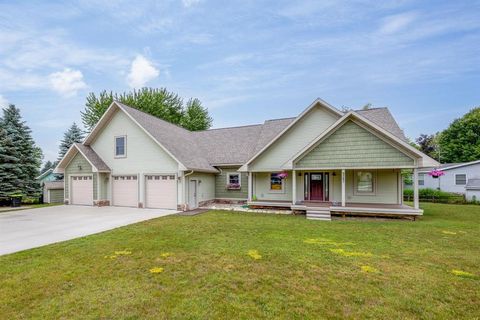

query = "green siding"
[99,172,109,200]
[65,152,97,200]
[215,167,248,199]
[49,189,64,203]
[296,121,415,168]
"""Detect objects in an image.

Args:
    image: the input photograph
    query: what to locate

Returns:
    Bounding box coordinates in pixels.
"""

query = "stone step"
[306,210,332,221]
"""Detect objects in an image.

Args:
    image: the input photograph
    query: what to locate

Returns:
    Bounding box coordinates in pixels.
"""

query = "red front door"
[310,173,324,201]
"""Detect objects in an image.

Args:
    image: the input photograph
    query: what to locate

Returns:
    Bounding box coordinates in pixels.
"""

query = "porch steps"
[306,209,332,221]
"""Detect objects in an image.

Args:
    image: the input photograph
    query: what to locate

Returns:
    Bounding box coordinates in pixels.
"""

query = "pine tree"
[58,122,85,161]
[0,126,23,198]
[0,105,42,197]
[40,160,55,174]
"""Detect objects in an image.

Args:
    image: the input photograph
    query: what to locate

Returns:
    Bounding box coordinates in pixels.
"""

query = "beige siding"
[252,172,292,201]
[65,152,97,200]
[250,107,339,171]
[215,167,248,199]
[296,121,414,169]
[90,109,179,206]
[188,173,215,203]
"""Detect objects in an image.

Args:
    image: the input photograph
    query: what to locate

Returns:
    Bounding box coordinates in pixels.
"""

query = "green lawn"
[1,203,479,319]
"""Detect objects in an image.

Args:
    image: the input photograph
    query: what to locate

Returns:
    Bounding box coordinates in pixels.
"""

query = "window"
[455,174,467,185]
[115,136,126,157]
[270,173,283,191]
[355,171,375,194]
[418,173,425,186]
[227,173,241,189]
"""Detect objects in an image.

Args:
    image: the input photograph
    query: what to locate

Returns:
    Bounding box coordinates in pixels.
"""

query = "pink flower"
[277,172,288,179]
[428,169,445,177]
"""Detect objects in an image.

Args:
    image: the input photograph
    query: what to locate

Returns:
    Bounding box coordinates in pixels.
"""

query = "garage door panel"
[146,175,177,209]
[71,176,93,205]
[113,175,138,207]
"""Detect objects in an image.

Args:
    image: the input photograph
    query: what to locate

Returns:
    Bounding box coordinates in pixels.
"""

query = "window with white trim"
[455,174,467,185]
[355,171,375,194]
[226,173,241,189]
[270,173,284,191]
[115,136,126,157]
[418,173,425,186]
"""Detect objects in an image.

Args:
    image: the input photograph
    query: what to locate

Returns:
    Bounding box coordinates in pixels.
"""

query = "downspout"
[182,170,194,210]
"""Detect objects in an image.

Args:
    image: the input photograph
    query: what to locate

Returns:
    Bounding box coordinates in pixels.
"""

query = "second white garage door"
[145,175,177,209]
[112,175,138,207]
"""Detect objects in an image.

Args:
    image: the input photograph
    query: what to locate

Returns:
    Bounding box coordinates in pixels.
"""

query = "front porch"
[246,168,421,220]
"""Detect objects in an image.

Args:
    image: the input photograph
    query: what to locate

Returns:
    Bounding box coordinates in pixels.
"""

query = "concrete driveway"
[0,205,177,256]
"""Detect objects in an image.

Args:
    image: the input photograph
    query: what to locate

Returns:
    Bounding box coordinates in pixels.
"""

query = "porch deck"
[248,200,422,217]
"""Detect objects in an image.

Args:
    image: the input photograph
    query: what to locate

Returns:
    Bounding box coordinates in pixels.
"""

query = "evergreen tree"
[0,105,42,197]
[40,160,55,174]
[58,122,85,161]
[181,98,213,131]
[0,126,22,198]
[81,88,212,132]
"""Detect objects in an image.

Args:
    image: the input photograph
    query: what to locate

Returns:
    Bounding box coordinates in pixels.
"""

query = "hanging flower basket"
[428,169,445,179]
[277,171,288,179]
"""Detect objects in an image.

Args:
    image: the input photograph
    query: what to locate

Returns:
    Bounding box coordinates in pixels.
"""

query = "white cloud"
[126,55,160,88]
[379,12,417,35]
[49,68,87,97]
[0,94,8,107]
[182,0,201,8]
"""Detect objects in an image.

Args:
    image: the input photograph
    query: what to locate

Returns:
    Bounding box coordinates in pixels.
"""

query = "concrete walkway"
[0,205,177,256]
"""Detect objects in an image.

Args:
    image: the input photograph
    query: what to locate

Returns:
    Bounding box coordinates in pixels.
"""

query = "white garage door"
[71,175,93,206]
[145,175,177,209]
[112,175,139,207]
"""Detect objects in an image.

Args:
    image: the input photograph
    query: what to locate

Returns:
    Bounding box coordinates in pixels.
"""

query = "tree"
[58,122,85,161]
[0,126,22,198]
[438,107,480,163]
[416,134,438,159]
[181,98,213,131]
[40,160,55,174]
[81,88,212,132]
[362,103,373,110]
[0,105,42,197]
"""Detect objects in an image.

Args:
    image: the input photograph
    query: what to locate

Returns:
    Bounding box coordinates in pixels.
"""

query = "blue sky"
[0,0,479,162]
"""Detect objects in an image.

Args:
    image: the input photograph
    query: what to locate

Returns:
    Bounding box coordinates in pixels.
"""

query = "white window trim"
[353,170,377,196]
[269,172,286,194]
[418,173,425,186]
[455,173,467,185]
[114,135,127,158]
[226,172,241,186]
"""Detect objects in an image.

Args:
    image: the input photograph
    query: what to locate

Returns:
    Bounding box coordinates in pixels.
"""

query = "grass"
[0,203,479,319]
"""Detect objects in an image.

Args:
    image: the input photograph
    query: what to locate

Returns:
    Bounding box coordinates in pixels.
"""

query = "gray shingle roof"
[75,143,111,172]
[356,108,407,141]
[44,181,64,190]
[114,102,410,170]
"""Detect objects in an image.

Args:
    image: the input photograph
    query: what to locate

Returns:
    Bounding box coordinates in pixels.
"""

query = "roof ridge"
[197,123,264,132]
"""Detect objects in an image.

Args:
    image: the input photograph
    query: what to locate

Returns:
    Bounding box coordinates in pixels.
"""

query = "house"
[466,179,480,202]
[54,99,438,220]
[417,160,480,194]
[36,169,64,204]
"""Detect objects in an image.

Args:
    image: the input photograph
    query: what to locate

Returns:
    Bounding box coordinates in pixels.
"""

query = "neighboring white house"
[466,179,480,201]
[418,160,480,194]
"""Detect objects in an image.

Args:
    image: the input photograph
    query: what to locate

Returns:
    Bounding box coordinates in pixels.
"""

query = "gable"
[295,120,415,169]
[90,109,179,173]
[249,106,340,171]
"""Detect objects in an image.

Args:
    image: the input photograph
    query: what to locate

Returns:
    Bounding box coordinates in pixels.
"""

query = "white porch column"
[292,170,297,205]
[413,168,419,209]
[341,169,346,207]
[248,172,253,202]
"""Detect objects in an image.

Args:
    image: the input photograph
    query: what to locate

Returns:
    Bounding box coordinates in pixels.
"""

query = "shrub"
[403,188,466,204]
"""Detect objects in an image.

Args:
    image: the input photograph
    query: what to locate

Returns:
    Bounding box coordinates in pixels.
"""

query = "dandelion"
[329,248,373,257]
[360,265,379,273]
[248,250,262,260]
[160,252,172,258]
[442,231,456,235]
[149,267,164,274]
[114,250,132,255]
[451,269,475,278]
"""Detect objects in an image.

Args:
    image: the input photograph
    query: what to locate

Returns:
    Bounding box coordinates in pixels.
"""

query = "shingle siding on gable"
[250,107,340,171]
[65,152,97,200]
[215,167,248,199]
[296,121,414,169]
